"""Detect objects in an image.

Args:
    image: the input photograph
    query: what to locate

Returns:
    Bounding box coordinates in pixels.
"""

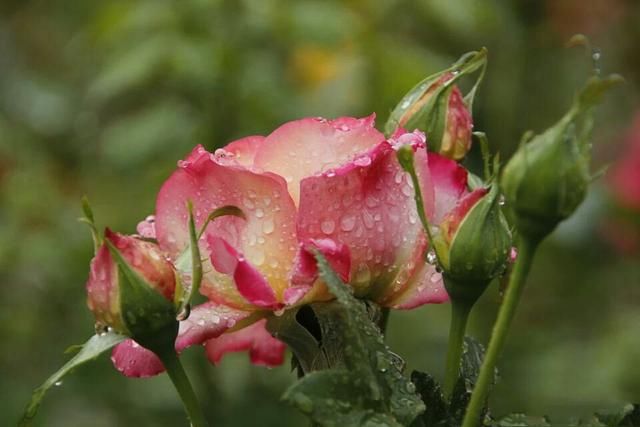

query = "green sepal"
[78,196,101,253]
[396,146,435,246]
[105,239,177,351]
[282,252,425,426]
[19,331,127,427]
[501,74,621,241]
[174,204,245,316]
[445,183,512,302]
[384,48,487,140]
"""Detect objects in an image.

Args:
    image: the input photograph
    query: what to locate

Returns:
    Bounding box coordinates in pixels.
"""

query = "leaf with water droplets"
[282,251,425,426]
[20,331,127,427]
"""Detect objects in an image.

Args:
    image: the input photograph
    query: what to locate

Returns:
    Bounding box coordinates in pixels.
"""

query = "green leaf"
[489,414,551,427]
[19,331,126,427]
[594,404,640,426]
[409,371,448,427]
[449,337,495,426]
[283,251,425,426]
[266,306,324,375]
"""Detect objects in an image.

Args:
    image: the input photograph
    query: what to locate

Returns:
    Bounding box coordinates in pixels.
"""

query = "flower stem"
[443,298,473,398]
[461,236,539,427]
[159,351,209,427]
[462,236,539,427]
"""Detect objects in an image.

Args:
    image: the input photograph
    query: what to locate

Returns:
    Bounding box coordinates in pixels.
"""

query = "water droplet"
[426,250,437,265]
[242,197,255,209]
[340,214,356,231]
[320,219,336,234]
[498,194,506,206]
[365,195,379,208]
[54,381,63,387]
[255,208,264,218]
[94,322,110,336]
[354,155,372,167]
[401,184,413,197]
[253,251,265,266]
[262,219,275,234]
[430,272,442,283]
[176,304,191,321]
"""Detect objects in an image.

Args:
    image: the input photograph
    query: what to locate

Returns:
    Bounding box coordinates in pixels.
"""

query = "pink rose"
[113,115,475,377]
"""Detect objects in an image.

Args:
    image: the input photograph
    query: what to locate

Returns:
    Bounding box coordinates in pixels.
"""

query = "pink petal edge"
[204,319,286,367]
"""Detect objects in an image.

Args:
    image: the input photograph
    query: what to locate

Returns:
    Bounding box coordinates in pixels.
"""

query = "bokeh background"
[1,0,639,426]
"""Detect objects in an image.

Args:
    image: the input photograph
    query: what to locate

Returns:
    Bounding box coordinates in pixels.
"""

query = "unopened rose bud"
[502,75,622,241]
[87,229,177,344]
[433,184,512,302]
[386,50,487,161]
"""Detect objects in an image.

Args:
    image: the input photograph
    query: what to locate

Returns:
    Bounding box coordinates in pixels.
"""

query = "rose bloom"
[604,111,640,253]
[108,115,476,377]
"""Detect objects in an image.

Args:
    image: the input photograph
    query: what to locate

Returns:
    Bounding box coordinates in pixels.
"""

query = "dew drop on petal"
[340,214,356,232]
[321,219,336,235]
[262,219,275,235]
[426,250,437,265]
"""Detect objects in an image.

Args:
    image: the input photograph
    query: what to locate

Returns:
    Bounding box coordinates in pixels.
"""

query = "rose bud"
[432,183,512,302]
[502,75,622,241]
[87,229,177,348]
[385,50,486,160]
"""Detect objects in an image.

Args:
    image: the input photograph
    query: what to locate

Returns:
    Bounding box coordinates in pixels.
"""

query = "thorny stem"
[461,236,539,427]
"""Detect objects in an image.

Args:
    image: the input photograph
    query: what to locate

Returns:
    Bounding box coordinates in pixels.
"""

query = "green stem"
[159,351,209,427]
[444,298,473,398]
[461,236,539,427]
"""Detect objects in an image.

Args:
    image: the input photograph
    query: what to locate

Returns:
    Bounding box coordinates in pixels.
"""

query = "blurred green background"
[1,0,639,426]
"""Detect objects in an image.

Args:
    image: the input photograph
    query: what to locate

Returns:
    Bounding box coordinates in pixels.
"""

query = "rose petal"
[290,238,351,287]
[296,139,430,298]
[204,319,286,367]
[253,115,385,204]
[439,187,488,244]
[86,244,119,328]
[207,236,279,309]
[175,302,253,352]
[111,339,165,378]
[105,229,176,301]
[155,145,298,307]
[136,215,156,239]
[214,135,264,168]
[428,153,469,223]
[384,263,449,309]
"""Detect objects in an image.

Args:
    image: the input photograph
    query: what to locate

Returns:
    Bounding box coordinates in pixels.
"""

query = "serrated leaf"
[595,403,640,426]
[489,414,551,427]
[19,332,127,427]
[410,371,448,427]
[449,337,495,425]
[283,251,425,426]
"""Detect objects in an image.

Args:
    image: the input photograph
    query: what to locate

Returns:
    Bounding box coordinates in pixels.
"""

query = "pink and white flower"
[110,115,476,377]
